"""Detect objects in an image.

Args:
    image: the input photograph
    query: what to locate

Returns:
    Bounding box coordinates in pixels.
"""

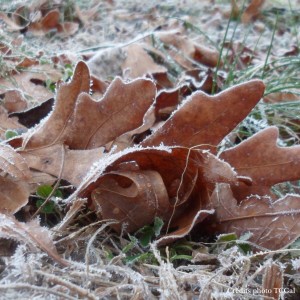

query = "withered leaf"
[21,144,104,186]
[220,127,300,199]
[24,61,90,149]
[0,12,27,31]
[0,144,31,180]
[92,170,170,233]
[2,89,27,113]
[0,106,26,140]
[122,44,167,79]
[0,65,61,103]
[0,213,68,266]
[142,80,265,150]
[262,263,283,300]
[63,77,156,149]
[242,0,265,23]
[210,183,300,250]
[0,176,30,214]
[77,146,239,240]
[155,30,220,68]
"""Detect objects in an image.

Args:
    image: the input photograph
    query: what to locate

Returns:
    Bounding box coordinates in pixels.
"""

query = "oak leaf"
[63,77,156,149]
[23,61,90,149]
[220,127,300,200]
[210,183,300,250]
[76,146,240,239]
[142,80,265,151]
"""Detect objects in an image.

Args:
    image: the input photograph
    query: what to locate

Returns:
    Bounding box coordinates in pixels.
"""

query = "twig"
[0,283,77,300]
[35,270,97,300]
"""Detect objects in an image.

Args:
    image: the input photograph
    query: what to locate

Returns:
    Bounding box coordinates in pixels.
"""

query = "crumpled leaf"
[210,183,300,250]
[78,146,240,240]
[142,80,265,151]
[220,126,300,199]
[92,170,170,233]
[0,213,68,266]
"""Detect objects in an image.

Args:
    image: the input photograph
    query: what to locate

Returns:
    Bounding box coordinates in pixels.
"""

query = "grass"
[1,0,300,299]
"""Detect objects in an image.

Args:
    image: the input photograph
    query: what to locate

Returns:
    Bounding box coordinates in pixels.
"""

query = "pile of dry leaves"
[0,0,300,299]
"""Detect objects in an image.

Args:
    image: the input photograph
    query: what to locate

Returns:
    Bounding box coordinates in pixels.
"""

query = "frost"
[291,258,300,270]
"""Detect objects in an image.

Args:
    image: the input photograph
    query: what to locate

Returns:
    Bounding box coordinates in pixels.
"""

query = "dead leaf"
[92,170,170,233]
[210,183,300,250]
[28,9,60,35]
[0,213,68,266]
[122,44,167,79]
[142,80,265,151]
[264,92,300,103]
[63,77,156,150]
[56,22,79,36]
[0,144,31,213]
[242,0,265,23]
[0,144,31,180]
[2,89,27,113]
[155,30,220,68]
[77,146,239,240]
[23,61,90,149]
[0,12,27,31]
[262,262,283,300]
[20,144,104,186]
[0,177,30,214]
[0,65,61,104]
[0,106,26,140]
[220,127,300,199]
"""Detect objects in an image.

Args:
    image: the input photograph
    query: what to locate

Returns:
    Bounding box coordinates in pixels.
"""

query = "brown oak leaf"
[142,80,265,151]
[210,183,300,250]
[220,126,300,200]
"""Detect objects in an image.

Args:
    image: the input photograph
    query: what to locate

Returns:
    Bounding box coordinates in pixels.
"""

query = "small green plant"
[5,129,19,139]
[135,216,164,247]
[35,184,62,214]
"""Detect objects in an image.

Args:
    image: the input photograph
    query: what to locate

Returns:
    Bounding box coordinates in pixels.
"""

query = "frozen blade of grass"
[262,11,279,79]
